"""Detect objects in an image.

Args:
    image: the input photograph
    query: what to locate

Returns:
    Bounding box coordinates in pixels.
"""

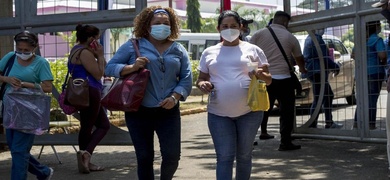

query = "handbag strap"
[62,47,85,91]
[130,38,141,57]
[267,27,294,73]
[0,53,16,100]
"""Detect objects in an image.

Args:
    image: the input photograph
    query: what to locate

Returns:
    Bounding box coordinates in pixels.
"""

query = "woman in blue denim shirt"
[105,6,192,180]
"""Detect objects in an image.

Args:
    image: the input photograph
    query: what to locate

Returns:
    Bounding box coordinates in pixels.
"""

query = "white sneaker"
[45,167,54,180]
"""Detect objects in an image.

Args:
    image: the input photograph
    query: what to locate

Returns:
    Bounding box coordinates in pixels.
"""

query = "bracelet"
[34,83,41,89]
[171,95,178,105]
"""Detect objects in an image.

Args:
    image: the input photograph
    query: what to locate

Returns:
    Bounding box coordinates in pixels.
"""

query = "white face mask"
[15,52,34,60]
[220,29,240,42]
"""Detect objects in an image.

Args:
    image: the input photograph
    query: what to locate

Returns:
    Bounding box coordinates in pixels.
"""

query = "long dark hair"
[75,24,100,43]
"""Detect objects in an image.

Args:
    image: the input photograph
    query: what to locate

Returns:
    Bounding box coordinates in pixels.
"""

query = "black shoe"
[325,123,343,129]
[369,123,376,130]
[259,133,274,140]
[278,143,301,151]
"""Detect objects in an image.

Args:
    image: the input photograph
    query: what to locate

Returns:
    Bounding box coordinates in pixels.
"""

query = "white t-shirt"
[199,41,269,117]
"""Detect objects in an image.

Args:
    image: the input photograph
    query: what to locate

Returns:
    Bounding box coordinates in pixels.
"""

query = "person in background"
[354,21,387,130]
[197,10,271,180]
[250,11,306,151]
[302,28,342,129]
[372,0,390,24]
[2,31,54,180]
[240,17,253,41]
[70,24,110,174]
[105,6,192,180]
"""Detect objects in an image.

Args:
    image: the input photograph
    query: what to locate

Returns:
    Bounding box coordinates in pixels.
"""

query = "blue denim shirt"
[302,34,338,79]
[105,38,193,107]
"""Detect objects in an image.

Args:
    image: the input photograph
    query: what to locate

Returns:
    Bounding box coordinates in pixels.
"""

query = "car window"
[332,40,348,55]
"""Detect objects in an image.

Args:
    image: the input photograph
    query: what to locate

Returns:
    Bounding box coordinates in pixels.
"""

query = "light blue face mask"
[150,24,171,40]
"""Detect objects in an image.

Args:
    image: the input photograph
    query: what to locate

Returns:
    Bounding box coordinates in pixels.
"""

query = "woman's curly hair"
[133,6,180,40]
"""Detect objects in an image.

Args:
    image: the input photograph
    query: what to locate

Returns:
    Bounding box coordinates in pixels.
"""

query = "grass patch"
[180,101,207,110]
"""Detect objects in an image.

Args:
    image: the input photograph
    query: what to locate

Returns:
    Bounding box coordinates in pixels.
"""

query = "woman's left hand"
[159,97,177,109]
[249,65,272,85]
[92,42,104,58]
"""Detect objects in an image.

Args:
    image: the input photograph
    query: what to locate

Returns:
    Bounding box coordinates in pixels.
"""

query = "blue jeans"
[6,129,51,180]
[125,104,181,180]
[308,73,334,126]
[208,111,263,180]
[355,73,385,124]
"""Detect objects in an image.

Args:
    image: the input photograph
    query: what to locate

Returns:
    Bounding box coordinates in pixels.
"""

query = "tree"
[110,27,132,54]
[186,0,202,33]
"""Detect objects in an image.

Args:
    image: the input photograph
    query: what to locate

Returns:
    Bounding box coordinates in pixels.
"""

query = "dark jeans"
[308,73,334,126]
[354,73,385,124]
[260,77,296,144]
[79,86,110,154]
[125,104,181,180]
[6,129,51,180]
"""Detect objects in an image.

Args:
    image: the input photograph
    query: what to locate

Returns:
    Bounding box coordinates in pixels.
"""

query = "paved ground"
[0,96,390,179]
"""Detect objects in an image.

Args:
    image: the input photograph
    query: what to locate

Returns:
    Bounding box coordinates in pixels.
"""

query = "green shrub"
[49,58,68,109]
[191,60,199,85]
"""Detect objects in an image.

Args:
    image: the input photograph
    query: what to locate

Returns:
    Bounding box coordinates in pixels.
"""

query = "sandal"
[89,163,105,171]
[77,150,90,174]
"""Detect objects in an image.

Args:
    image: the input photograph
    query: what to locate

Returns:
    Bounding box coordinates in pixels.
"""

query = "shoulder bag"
[0,53,16,122]
[101,39,150,112]
[64,48,90,109]
[267,27,303,97]
[59,68,77,115]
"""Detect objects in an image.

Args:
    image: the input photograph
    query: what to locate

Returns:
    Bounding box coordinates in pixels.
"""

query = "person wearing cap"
[1,31,54,179]
[372,0,390,23]
[105,6,192,179]
[250,11,307,151]
[240,18,253,41]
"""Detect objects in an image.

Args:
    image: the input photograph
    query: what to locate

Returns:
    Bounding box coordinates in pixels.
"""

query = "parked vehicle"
[177,33,356,106]
[177,33,220,60]
[294,34,356,106]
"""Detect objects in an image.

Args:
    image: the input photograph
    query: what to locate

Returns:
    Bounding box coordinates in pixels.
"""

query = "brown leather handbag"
[101,39,150,112]
[64,48,90,109]
[65,77,89,109]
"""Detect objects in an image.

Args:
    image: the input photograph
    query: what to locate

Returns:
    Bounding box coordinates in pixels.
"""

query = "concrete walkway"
[0,95,389,179]
[0,110,389,179]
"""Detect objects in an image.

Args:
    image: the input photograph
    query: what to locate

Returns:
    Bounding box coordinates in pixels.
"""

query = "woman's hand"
[197,81,214,94]
[5,77,22,88]
[92,42,104,58]
[250,64,272,85]
[159,96,177,109]
[133,57,150,71]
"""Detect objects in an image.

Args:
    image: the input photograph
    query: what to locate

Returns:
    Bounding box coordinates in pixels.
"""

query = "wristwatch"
[171,95,178,105]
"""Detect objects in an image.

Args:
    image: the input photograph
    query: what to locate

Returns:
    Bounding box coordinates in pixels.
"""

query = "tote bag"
[3,88,51,135]
[247,76,270,111]
[101,39,150,112]
[101,68,150,111]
